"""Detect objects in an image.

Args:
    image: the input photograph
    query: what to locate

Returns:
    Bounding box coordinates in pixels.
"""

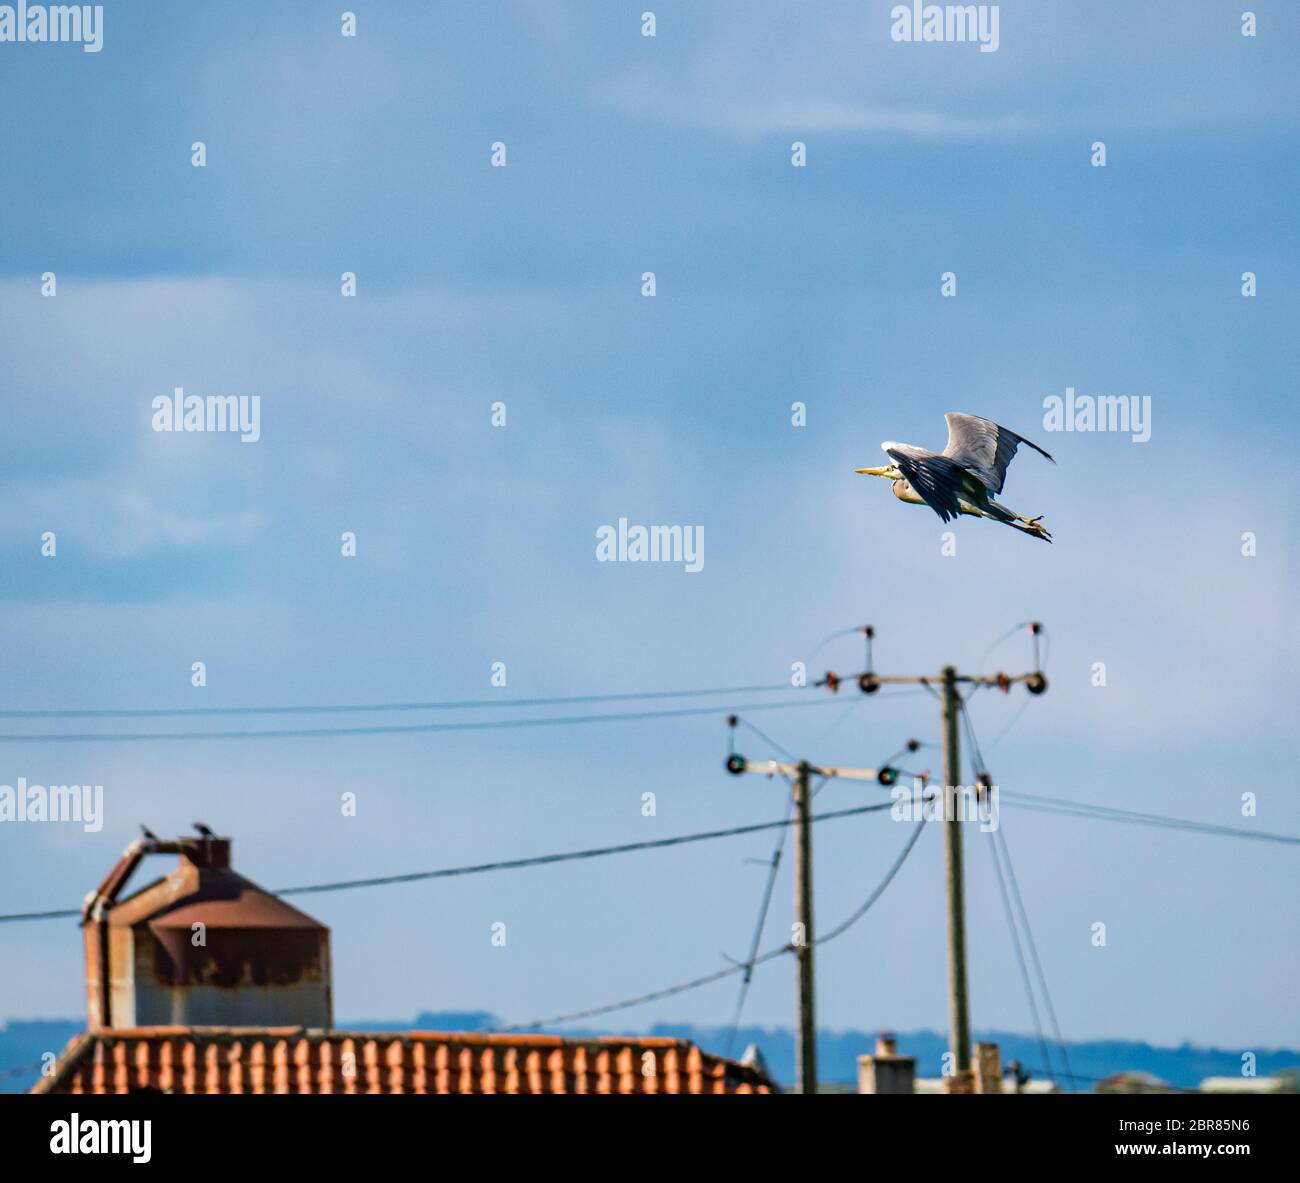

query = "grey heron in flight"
[856,412,1055,542]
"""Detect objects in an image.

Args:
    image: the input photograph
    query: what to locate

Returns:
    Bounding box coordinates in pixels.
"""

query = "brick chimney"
[858,1031,916,1094]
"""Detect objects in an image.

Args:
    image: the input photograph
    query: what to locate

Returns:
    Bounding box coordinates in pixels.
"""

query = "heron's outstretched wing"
[942,413,1054,495]
[884,445,971,523]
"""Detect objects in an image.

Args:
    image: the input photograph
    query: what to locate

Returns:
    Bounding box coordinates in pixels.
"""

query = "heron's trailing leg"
[1011,513,1050,541]
[951,493,1053,542]
[985,499,1052,543]
[1011,517,1052,543]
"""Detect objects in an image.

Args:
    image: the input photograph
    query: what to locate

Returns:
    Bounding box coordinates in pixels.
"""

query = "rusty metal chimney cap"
[92,835,327,934]
[179,836,231,869]
[108,866,327,932]
[147,872,326,932]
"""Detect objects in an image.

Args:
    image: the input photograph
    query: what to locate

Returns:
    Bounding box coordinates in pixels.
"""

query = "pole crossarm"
[815,670,1044,688]
[730,758,885,782]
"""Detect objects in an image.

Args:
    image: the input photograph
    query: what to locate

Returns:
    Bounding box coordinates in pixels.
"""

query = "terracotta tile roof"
[33,1027,774,1095]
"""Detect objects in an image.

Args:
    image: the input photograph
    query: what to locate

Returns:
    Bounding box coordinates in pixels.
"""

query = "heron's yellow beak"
[855,466,895,478]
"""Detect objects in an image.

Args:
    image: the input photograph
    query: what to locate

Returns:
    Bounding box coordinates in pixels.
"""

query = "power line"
[968,621,1049,741]
[0,683,798,720]
[957,697,988,775]
[18,778,1271,927]
[983,695,1033,752]
[864,759,1300,846]
[956,688,1064,1094]
[975,623,1032,677]
[0,906,79,924]
[278,802,894,897]
[996,824,1075,1092]
[965,621,1048,712]
[804,626,869,667]
[810,696,868,746]
[726,757,1298,861]
[496,817,929,1032]
[0,695,862,745]
[810,817,927,946]
[1000,792,1300,846]
[963,697,1072,1090]
[0,800,898,925]
[724,797,792,1056]
[734,716,796,762]
[987,826,1056,1087]
[495,962,759,1032]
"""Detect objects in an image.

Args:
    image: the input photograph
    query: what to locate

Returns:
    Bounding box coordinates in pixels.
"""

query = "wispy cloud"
[96,493,267,558]
[714,102,1051,138]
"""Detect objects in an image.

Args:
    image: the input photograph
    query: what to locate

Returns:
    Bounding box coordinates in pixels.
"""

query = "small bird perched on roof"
[856,412,1055,542]
[193,822,215,838]
[139,824,159,841]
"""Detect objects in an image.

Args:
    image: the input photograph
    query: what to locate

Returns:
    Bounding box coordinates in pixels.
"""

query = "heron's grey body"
[858,413,1055,542]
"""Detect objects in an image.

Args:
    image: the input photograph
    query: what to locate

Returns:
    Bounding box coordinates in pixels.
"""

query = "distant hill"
[638,1023,1300,1091]
[6,1014,1296,1093]
[0,1020,81,1095]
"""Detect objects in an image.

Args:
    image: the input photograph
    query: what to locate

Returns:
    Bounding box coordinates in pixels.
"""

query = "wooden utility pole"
[792,761,817,1094]
[939,665,973,1092]
[725,750,897,1096]
[808,624,1049,1094]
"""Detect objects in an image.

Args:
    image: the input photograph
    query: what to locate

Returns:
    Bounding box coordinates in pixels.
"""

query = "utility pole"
[792,761,816,1094]
[725,740,901,1096]
[811,623,1049,1095]
[939,665,972,1091]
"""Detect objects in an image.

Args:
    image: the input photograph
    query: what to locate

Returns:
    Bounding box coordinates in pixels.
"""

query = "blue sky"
[0,1,1297,1054]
